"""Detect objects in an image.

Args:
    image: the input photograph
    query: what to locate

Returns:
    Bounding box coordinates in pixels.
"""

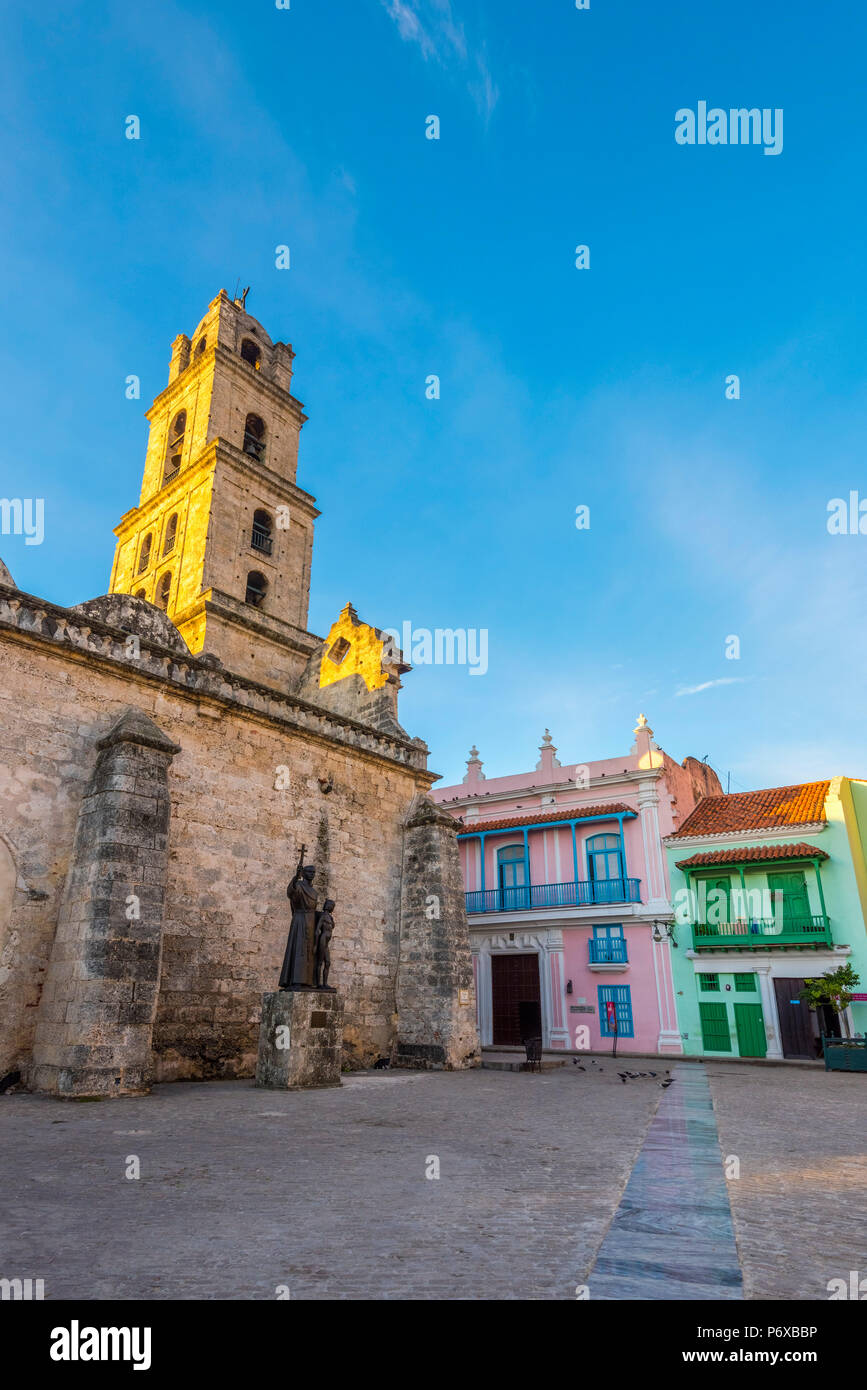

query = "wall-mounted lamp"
[651,921,678,948]
[566,979,573,995]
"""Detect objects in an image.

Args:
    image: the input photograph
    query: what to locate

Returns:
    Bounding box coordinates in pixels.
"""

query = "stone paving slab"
[588,1066,743,1301]
[0,1068,661,1301]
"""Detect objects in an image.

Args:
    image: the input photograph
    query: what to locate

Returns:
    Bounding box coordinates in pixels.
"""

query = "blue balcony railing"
[588,937,629,965]
[465,878,641,915]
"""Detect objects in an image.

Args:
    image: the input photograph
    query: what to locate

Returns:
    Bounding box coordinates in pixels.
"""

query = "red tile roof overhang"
[675,841,829,870]
[457,803,635,837]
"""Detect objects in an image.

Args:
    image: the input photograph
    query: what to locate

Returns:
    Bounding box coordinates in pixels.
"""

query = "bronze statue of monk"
[279,855,318,990]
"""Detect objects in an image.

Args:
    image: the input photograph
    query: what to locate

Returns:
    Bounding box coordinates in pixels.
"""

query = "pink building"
[433,718,721,1056]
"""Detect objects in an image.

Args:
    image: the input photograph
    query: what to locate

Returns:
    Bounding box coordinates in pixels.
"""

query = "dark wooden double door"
[773,977,841,1059]
[491,953,542,1045]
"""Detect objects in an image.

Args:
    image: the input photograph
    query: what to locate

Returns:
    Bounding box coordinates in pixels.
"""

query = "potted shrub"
[801,965,867,1072]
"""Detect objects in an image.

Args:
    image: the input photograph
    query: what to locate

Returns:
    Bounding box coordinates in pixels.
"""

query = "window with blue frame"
[586,833,624,903]
[598,984,634,1037]
[496,844,527,907]
[586,833,623,880]
[590,924,627,964]
[497,844,526,888]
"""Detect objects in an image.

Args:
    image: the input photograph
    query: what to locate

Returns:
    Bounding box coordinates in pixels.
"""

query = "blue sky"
[2,0,866,790]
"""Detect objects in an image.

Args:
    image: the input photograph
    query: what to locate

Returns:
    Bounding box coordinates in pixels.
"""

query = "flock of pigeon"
[571,1057,675,1088]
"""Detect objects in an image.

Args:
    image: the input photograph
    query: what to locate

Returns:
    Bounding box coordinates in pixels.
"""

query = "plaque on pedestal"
[255,989,344,1090]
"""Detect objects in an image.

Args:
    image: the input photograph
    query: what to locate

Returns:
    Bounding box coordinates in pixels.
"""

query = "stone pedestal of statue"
[254,989,344,1090]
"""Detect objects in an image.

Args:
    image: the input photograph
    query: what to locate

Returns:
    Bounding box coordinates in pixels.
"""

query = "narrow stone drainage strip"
[587,1064,743,1300]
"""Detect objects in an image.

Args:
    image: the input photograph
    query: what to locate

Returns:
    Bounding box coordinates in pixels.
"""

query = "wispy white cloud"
[675,677,749,697]
[382,0,499,122]
[468,44,499,123]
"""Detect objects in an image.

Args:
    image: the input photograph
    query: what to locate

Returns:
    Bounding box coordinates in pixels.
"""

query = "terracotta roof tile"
[456,803,634,836]
[675,841,828,869]
[670,781,830,838]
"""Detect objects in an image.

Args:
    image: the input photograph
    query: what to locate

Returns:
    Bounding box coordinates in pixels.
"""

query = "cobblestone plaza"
[3,1061,864,1301]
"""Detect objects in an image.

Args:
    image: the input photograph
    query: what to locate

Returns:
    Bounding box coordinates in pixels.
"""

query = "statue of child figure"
[314,899,336,990]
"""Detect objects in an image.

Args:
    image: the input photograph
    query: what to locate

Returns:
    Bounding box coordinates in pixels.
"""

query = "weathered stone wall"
[395,795,479,1070]
[0,586,471,1085]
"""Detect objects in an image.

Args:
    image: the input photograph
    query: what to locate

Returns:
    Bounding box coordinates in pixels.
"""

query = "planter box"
[822,1036,867,1072]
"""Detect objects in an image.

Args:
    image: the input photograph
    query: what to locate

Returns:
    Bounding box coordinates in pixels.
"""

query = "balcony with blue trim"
[465,877,641,915]
[588,936,629,971]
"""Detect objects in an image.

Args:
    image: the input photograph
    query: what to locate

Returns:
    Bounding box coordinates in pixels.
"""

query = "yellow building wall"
[319,605,389,692]
[110,468,214,631]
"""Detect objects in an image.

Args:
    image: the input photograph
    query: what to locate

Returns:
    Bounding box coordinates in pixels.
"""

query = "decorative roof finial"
[536,729,561,773]
[463,746,485,784]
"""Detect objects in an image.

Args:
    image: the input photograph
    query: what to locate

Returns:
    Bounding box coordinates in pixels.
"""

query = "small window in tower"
[164,410,186,483]
[327,636,351,666]
[134,589,146,601]
[240,338,261,370]
[243,413,266,461]
[245,570,267,608]
[251,508,273,555]
[194,336,206,357]
[163,514,178,555]
[137,533,153,574]
[155,572,172,611]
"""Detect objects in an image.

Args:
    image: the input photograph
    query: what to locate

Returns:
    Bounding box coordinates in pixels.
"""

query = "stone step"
[481,1057,568,1073]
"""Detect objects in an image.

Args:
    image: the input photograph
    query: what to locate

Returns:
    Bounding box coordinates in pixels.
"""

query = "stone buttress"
[29,709,179,1096]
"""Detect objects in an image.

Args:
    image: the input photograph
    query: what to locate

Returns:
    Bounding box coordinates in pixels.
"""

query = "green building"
[663,778,867,1060]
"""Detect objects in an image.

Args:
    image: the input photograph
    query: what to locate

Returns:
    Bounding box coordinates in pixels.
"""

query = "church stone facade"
[0,290,478,1096]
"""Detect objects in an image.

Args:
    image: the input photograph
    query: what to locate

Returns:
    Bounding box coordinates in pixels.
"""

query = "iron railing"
[465,878,641,915]
[588,937,629,965]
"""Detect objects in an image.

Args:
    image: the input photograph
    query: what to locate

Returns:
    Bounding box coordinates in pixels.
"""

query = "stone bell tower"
[109,289,320,687]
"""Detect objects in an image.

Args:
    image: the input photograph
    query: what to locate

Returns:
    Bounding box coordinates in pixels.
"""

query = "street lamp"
[651,920,678,948]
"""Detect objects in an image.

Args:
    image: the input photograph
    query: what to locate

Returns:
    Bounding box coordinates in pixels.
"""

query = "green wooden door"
[703,877,731,928]
[734,1002,767,1058]
[767,871,810,929]
[699,1001,732,1052]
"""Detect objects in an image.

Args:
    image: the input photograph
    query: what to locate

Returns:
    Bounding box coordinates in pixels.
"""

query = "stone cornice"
[211,440,320,514]
[439,764,659,812]
[146,345,308,428]
[0,583,433,781]
[175,588,321,657]
[114,439,319,537]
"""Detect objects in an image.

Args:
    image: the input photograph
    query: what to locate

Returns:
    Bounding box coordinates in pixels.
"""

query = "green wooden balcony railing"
[691,915,832,950]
